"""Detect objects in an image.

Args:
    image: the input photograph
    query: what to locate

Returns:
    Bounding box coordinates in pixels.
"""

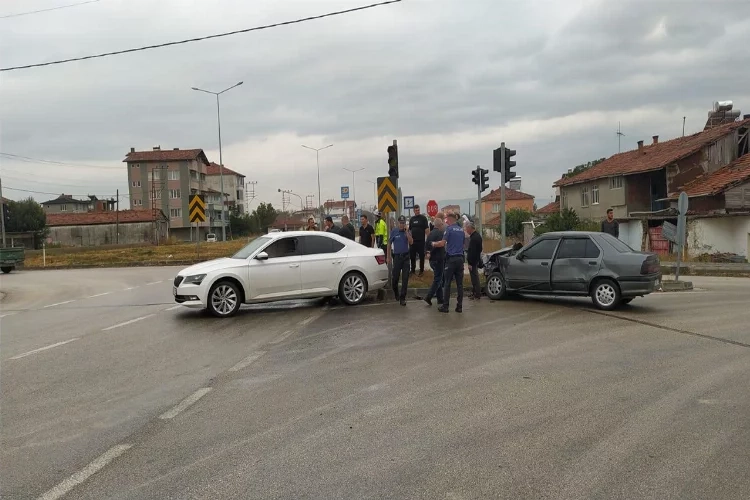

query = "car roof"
[538,231,601,237]
[260,230,351,243]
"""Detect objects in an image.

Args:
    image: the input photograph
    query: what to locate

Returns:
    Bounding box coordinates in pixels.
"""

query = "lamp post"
[192,81,243,241]
[301,144,333,229]
[278,189,304,212]
[343,167,365,220]
[366,180,377,212]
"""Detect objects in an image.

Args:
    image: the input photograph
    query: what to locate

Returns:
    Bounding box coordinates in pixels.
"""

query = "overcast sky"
[1,0,749,210]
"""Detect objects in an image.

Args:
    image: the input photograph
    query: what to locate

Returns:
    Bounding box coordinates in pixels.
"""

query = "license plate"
[173,287,177,296]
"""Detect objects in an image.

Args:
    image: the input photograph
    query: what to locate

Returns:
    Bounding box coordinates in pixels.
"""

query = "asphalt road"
[1,269,749,499]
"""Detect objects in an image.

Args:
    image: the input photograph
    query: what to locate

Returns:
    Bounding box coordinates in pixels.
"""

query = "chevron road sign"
[189,194,206,223]
[377,176,398,213]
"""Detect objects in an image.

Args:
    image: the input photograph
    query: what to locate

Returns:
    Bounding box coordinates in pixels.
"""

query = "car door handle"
[588,261,598,265]
[541,262,549,266]
[289,264,299,268]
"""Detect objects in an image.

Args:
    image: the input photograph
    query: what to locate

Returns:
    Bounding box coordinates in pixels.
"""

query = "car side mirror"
[255,252,269,261]
[516,253,525,261]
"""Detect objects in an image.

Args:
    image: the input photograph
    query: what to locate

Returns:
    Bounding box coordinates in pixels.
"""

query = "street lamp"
[192,81,243,241]
[278,188,304,212]
[366,180,377,211]
[343,167,365,220]
[301,144,333,228]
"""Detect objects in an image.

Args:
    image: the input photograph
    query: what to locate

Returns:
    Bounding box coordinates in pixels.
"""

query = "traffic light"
[471,167,479,185]
[387,144,399,178]
[2,202,10,229]
[480,168,489,192]
[493,144,517,183]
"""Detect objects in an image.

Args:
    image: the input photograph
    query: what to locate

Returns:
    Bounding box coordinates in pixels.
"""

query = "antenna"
[682,116,686,137]
[616,122,625,153]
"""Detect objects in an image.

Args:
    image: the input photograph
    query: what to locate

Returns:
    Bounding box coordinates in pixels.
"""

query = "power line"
[3,186,125,197]
[0,0,100,19]
[0,152,122,169]
[0,0,403,72]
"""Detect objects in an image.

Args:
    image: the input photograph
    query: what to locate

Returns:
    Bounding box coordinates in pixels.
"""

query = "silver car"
[483,231,661,310]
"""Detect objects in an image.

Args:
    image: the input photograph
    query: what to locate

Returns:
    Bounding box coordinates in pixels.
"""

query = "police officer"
[374,211,388,250]
[431,212,465,313]
[388,215,413,306]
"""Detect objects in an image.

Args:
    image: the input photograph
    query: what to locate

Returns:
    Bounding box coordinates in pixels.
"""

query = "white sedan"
[173,231,389,317]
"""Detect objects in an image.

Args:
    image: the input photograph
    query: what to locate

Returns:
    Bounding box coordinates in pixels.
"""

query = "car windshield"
[599,233,635,253]
[231,237,271,259]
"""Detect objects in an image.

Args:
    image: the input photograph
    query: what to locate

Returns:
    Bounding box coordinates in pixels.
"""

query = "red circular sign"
[426,200,439,217]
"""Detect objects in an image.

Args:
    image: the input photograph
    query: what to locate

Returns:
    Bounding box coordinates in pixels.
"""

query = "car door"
[550,237,602,293]
[247,236,301,300]
[298,234,347,294]
[507,237,560,292]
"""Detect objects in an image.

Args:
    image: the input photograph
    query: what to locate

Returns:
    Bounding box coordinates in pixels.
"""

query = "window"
[134,199,142,206]
[599,233,635,253]
[522,238,560,260]
[169,189,181,199]
[190,170,199,181]
[200,173,206,182]
[232,237,271,259]
[168,170,180,181]
[60,204,67,211]
[557,238,600,259]
[592,185,599,205]
[264,237,299,258]
[170,208,182,218]
[153,191,161,200]
[580,186,589,207]
[236,190,242,200]
[609,176,624,189]
[492,203,500,213]
[301,235,345,255]
[132,180,141,188]
[130,163,140,169]
[561,191,568,209]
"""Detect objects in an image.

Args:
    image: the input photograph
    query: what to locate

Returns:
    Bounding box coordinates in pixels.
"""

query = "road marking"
[86,292,111,298]
[146,281,163,285]
[159,388,212,419]
[122,286,137,291]
[10,338,80,360]
[269,330,295,345]
[229,351,267,372]
[164,305,183,311]
[0,312,17,318]
[37,444,132,500]
[102,314,155,331]
[43,300,75,308]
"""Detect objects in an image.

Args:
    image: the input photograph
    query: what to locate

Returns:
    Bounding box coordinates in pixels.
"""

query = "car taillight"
[375,255,386,265]
[641,257,660,274]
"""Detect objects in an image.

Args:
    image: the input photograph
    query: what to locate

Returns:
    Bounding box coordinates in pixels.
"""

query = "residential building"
[41,194,114,214]
[123,146,214,240]
[46,208,168,246]
[205,162,246,214]
[553,117,750,220]
[476,187,535,222]
[535,198,561,218]
[440,204,461,215]
[323,200,356,221]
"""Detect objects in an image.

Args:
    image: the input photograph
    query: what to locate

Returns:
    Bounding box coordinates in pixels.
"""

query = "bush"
[534,208,600,236]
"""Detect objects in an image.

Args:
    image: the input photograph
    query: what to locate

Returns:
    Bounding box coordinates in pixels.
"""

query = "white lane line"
[43,300,75,308]
[102,314,155,332]
[37,444,132,500]
[86,292,111,299]
[164,305,183,311]
[269,330,295,345]
[159,388,212,420]
[122,286,138,291]
[229,351,267,372]
[10,338,80,360]
[146,281,163,286]
[0,312,18,318]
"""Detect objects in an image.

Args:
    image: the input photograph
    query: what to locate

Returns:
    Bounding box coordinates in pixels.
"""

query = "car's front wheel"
[338,272,368,305]
[207,280,242,317]
[485,272,507,300]
[1,266,12,274]
[591,278,621,310]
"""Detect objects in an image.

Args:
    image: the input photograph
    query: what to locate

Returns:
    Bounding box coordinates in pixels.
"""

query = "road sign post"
[189,195,206,255]
[341,186,350,199]
[675,192,688,281]
[377,176,398,287]
[403,196,414,216]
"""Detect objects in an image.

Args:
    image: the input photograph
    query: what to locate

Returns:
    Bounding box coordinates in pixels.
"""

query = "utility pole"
[115,189,119,244]
[500,144,507,248]
[0,177,6,247]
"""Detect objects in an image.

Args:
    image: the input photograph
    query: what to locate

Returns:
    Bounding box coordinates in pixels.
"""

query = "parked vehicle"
[206,233,217,243]
[0,246,25,274]
[173,231,389,317]
[483,231,661,310]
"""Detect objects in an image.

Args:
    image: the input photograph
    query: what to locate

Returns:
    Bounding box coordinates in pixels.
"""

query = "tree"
[229,213,253,236]
[250,203,278,233]
[563,157,606,179]
[534,208,600,236]
[502,208,533,238]
[4,197,48,248]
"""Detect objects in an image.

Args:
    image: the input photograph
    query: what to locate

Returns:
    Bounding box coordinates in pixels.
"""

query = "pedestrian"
[359,214,375,247]
[306,217,317,231]
[601,208,619,238]
[431,212,465,313]
[408,204,430,277]
[465,222,483,300]
[374,211,388,250]
[339,215,355,240]
[324,216,339,234]
[388,215,413,306]
[424,215,446,306]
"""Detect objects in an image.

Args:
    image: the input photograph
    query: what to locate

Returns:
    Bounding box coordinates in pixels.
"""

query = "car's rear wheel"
[485,272,507,300]
[208,280,242,317]
[591,278,621,310]
[339,272,368,305]
[1,266,12,274]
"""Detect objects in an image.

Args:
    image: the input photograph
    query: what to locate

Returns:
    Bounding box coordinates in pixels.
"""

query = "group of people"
[305,212,389,248]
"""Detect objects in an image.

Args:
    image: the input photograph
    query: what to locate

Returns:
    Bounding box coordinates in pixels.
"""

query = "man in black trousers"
[408,204,430,277]
[465,222,483,300]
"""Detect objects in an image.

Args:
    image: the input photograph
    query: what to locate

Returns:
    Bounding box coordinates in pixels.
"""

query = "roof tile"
[535,200,561,214]
[674,154,750,198]
[481,187,535,202]
[205,162,244,177]
[123,148,209,164]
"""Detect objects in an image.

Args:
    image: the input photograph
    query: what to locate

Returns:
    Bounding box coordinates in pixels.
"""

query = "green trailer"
[0,247,24,273]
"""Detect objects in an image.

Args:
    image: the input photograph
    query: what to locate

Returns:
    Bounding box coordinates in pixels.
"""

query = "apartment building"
[205,162,245,214]
[123,146,212,240]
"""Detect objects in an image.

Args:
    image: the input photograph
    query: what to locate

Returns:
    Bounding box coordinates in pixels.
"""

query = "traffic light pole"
[475,166,482,235]
[0,177,6,248]
[500,142,506,248]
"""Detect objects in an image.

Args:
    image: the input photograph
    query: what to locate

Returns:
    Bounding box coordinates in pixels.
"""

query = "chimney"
[153,145,161,151]
[744,114,750,120]
[173,147,179,150]
[130,147,135,153]
[637,140,644,154]
[652,135,659,144]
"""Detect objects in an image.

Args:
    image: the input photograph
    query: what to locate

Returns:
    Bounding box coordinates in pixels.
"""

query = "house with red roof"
[477,187,535,226]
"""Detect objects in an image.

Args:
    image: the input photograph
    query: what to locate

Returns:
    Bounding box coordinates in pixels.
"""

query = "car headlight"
[183,274,206,285]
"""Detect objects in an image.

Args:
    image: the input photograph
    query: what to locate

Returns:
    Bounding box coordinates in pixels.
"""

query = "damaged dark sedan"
[482,231,661,310]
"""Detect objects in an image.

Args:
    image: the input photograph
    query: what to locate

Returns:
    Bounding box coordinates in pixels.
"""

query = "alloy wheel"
[343,274,365,304]
[595,283,617,307]
[211,284,238,316]
[487,275,503,297]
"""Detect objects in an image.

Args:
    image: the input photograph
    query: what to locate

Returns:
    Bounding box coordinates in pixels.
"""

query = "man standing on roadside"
[431,212,465,313]
[466,222,483,300]
[424,214,445,306]
[306,217,317,231]
[601,208,619,238]
[359,214,375,247]
[388,215,413,306]
[408,205,430,277]
[374,211,388,250]
[339,215,355,240]
[324,216,339,234]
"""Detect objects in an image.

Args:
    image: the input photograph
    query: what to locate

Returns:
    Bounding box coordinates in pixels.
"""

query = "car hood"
[179,257,240,276]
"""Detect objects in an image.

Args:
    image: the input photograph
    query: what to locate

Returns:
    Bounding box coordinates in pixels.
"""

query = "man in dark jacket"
[339,215,355,240]
[423,216,446,306]
[324,216,339,234]
[466,222,483,300]
[601,208,619,238]
[408,205,430,277]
